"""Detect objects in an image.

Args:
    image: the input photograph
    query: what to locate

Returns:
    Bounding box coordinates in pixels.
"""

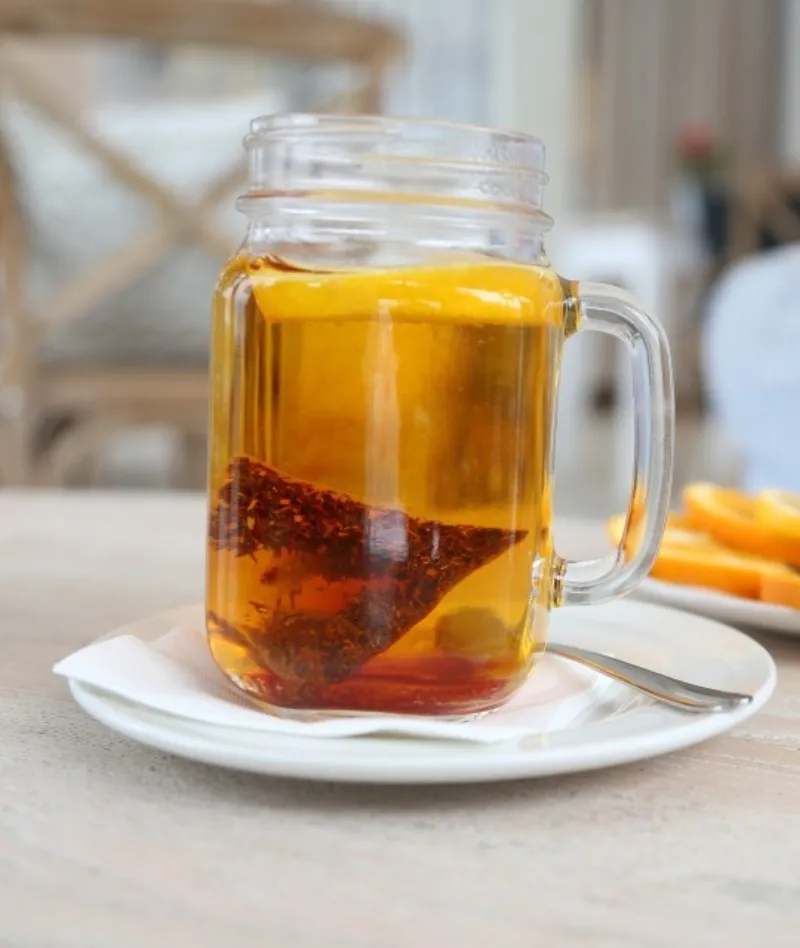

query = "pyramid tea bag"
[209,458,527,686]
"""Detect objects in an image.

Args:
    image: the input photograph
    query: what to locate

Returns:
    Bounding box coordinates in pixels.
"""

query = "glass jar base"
[225,669,526,721]
[251,703,498,726]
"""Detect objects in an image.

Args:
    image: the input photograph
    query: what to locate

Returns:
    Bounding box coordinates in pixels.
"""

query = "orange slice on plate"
[760,567,800,609]
[755,489,800,538]
[650,544,781,600]
[607,509,781,599]
[682,482,800,566]
[606,512,692,550]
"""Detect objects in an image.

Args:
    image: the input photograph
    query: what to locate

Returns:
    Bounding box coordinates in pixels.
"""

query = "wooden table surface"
[2,491,800,948]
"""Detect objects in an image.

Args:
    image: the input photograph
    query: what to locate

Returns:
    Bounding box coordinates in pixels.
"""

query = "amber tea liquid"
[207,255,567,715]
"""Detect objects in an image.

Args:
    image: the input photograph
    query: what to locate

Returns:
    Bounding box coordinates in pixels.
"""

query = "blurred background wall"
[781,0,800,160]
[0,0,798,512]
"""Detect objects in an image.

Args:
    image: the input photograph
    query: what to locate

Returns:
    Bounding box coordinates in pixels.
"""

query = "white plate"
[636,578,800,635]
[66,600,776,784]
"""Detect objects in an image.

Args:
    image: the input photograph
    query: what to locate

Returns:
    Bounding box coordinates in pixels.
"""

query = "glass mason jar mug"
[207,115,674,719]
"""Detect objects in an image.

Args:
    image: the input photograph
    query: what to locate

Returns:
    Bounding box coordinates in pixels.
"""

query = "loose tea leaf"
[209,457,527,684]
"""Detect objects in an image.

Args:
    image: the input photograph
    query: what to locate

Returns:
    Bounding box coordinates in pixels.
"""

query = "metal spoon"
[547,642,753,713]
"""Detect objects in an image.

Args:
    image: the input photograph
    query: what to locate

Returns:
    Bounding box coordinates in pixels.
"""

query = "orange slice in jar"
[682,482,800,566]
[246,258,567,327]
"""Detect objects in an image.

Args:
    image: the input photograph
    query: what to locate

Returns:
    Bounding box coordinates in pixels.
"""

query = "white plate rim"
[636,578,800,635]
[64,600,777,785]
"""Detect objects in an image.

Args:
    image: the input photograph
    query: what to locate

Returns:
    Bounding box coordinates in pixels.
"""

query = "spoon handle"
[547,643,753,713]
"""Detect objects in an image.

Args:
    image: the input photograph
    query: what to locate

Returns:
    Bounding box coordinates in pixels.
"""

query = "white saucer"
[637,578,800,636]
[66,600,776,784]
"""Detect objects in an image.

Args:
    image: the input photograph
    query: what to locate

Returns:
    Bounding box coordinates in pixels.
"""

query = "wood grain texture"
[0,0,403,62]
[1,492,799,948]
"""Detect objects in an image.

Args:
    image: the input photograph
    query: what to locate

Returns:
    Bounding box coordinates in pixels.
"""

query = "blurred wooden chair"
[0,0,402,486]
[725,165,800,266]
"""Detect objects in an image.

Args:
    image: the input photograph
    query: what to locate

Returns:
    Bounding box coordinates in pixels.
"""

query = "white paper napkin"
[54,619,615,744]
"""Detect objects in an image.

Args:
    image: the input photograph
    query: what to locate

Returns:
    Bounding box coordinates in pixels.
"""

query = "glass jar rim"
[245,113,546,169]
[241,113,550,222]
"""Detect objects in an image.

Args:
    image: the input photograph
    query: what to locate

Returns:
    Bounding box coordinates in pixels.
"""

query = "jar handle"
[554,282,675,606]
